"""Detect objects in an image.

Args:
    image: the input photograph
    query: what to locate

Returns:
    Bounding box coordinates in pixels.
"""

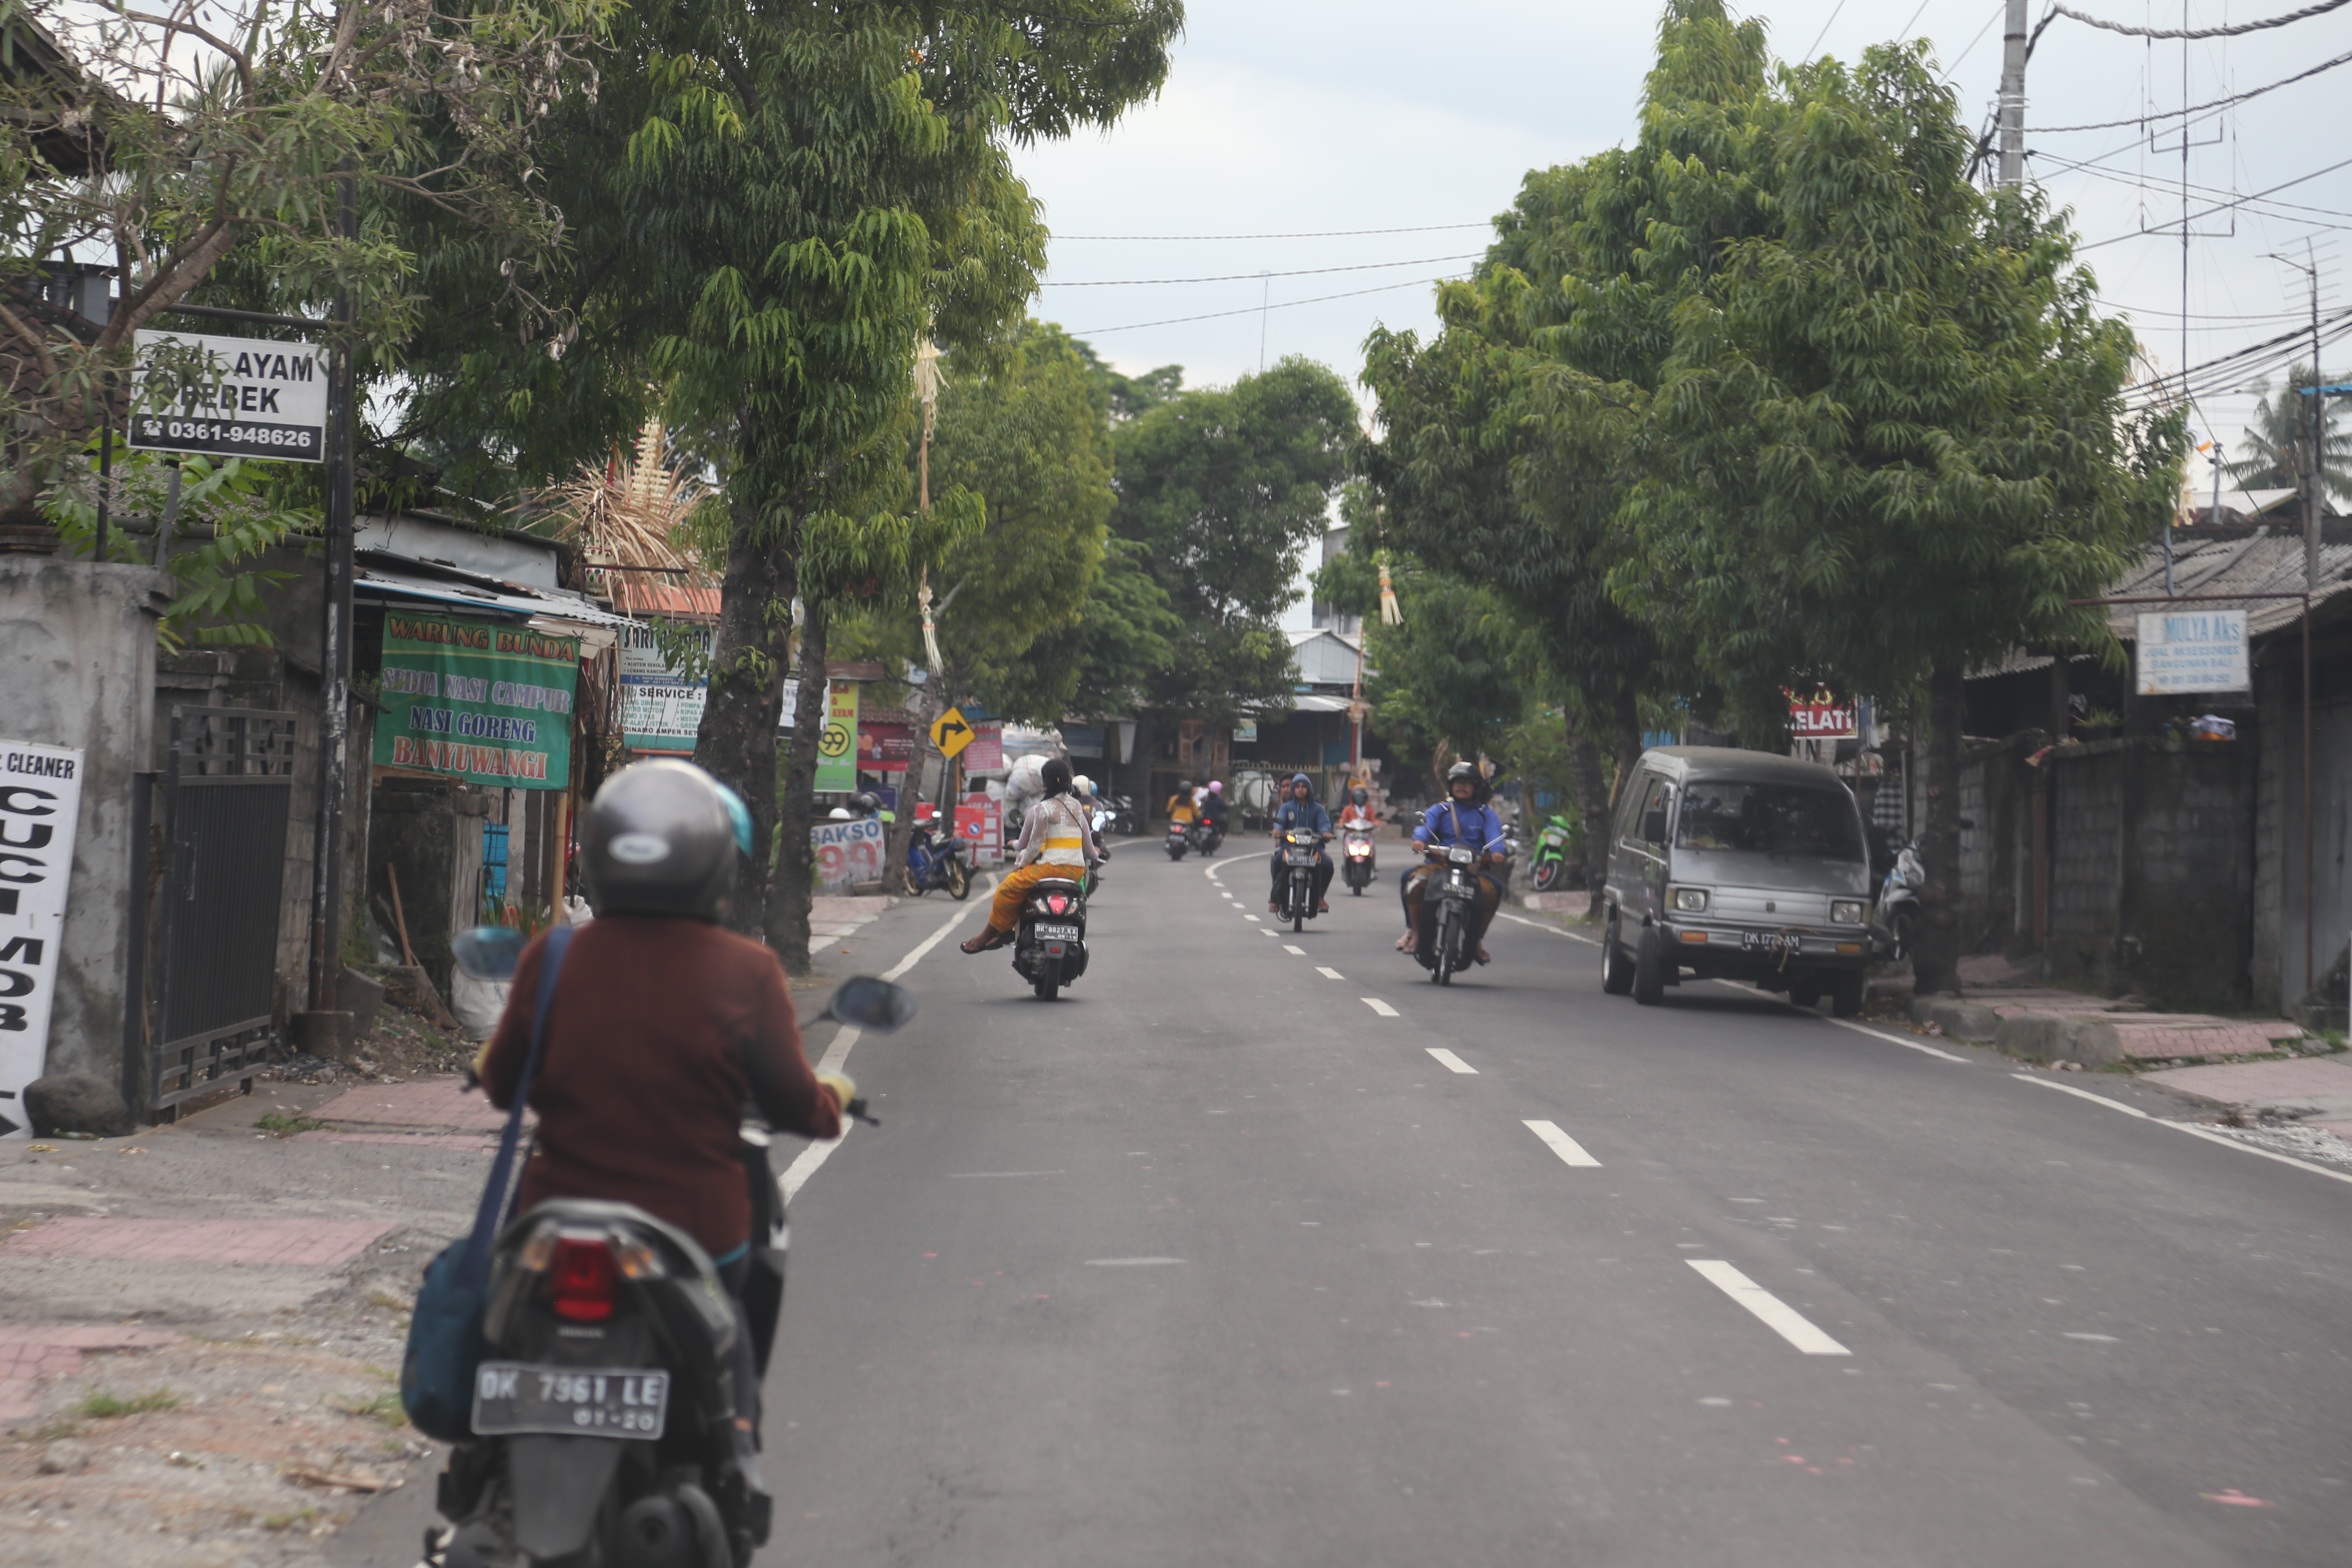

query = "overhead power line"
[2026,47,2352,133]
[2078,155,2352,251]
[2052,0,2351,38]
[1043,253,1479,287]
[1055,223,1489,241]
[2127,306,2352,407]
[1071,275,1469,337]
[2037,148,2352,224]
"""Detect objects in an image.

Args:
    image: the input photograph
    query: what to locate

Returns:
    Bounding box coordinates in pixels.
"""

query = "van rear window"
[1674,782,1862,860]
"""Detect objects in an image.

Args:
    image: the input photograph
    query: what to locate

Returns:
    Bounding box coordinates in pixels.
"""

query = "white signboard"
[0,741,83,1139]
[775,678,802,732]
[618,622,709,754]
[812,816,885,893]
[129,329,328,462]
[2136,609,2251,696]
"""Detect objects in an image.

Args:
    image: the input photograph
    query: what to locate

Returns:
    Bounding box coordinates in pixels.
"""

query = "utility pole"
[2268,248,2324,594]
[1997,0,2029,188]
[307,159,357,1011]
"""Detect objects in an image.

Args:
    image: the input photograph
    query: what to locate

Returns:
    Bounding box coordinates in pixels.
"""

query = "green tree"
[1111,355,1355,777]
[1603,17,2180,993]
[1313,551,1523,790]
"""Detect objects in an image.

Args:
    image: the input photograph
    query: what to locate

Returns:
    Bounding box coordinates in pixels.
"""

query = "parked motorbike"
[1876,837,1923,962]
[1164,820,1191,861]
[1529,814,1575,893]
[1013,875,1090,1001]
[906,819,971,900]
[1418,845,1485,986]
[1106,794,1141,836]
[1340,824,1377,894]
[1276,830,1327,934]
[430,944,909,1568]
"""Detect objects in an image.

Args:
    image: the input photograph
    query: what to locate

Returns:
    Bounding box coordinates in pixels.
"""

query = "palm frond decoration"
[533,421,715,613]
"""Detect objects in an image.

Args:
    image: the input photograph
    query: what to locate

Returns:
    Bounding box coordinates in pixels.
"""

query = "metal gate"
[145,707,298,1115]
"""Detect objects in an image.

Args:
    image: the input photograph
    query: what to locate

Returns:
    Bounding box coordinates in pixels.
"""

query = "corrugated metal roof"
[2105,534,2352,640]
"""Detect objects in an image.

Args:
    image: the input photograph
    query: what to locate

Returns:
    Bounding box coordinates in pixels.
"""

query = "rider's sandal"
[959,930,1006,955]
[1394,932,1416,953]
[1476,948,1492,965]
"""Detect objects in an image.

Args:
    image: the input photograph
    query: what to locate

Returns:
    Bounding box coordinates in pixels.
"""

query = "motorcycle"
[1192,818,1225,856]
[1340,824,1377,894]
[1276,830,1327,934]
[430,937,908,1568]
[1013,874,1090,1001]
[1528,814,1575,893]
[1417,845,1485,986]
[906,818,971,900]
[1164,819,1191,861]
[1106,794,1141,836]
[1876,837,1923,962]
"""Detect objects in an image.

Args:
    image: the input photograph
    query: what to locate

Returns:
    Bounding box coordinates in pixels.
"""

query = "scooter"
[1876,837,1923,962]
[1528,814,1574,892]
[429,934,907,1568]
[1276,830,1327,934]
[906,818,971,900]
[1106,794,1141,836]
[1014,875,1089,1001]
[1164,820,1191,861]
[1340,825,1377,893]
[1191,818,1225,856]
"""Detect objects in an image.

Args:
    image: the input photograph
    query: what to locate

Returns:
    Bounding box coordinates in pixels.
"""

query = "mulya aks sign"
[373,613,581,789]
[2136,609,2250,696]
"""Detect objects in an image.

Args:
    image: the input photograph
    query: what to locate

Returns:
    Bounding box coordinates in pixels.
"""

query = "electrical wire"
[2125,306,2352,407]
[2077,156,2352,251]
[1939,2,2008,81]
[2025,47,2352,133]
[1072,275,1470,337]
[1804,0,1850,60]
[2036,148,2352,223]
[1054,223,1489,241]
[1042,253,1479,287]
[2052,0,2350,38]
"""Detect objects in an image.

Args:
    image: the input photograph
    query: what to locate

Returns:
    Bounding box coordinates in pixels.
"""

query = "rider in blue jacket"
[1397,760,1507,963]
[1268,773,1334,913]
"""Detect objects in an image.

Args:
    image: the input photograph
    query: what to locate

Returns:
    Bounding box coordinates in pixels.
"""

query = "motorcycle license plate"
[1032,922,1082,941]
[1740,931,1796,954]
[1284,849,1317,864]
[470,1362,669,1440]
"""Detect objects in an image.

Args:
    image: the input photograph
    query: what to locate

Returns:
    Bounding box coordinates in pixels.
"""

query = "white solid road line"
[1522,1119,1602,1167]
[2012,1073,2352,1188]
[1316,967,1344,980]
[1494,909,1598,945]
[1686,1260,1852,1355]
[1426,1047,1478,1075]
[1086,1257,1187,1266]
[881,904,971,983]
[1819,1014,1968,1063]
[1363,998,1400,1017]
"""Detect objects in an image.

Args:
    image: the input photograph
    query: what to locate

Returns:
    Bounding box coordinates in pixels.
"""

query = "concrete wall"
[368,781,493,996]
[0,558,173,1083]
[2043,737,2253,1011]
[1954,731,2046,956]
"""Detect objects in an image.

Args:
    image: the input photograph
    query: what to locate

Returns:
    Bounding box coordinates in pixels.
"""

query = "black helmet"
[1041,758,1073,797]
[851,791,881,818]
[581,759,738,921]
[1446,760,1489,802]
[1351,787,1369,806]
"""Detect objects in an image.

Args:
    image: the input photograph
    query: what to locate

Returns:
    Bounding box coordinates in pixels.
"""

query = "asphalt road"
[749,840,2352,1568]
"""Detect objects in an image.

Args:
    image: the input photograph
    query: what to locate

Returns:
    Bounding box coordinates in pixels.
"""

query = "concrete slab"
[311,1077,511,1132]
[2142,1056,2352,1116]
[0,1217,394,1267]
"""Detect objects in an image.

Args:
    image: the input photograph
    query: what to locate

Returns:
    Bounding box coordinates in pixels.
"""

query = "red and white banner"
[1787,690,1856,740]
[955,793,1002,865]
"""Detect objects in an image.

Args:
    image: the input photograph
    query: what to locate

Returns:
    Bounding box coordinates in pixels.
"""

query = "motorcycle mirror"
[821,976,918,1033]
[451,925,528,982]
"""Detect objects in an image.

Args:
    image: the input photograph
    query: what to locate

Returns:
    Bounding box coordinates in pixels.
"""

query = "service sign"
[0,741,83,1139]
[1787,690,1857,740]
[618,622,709,754]
[2137,609,2250,696]
[129,330,328,462]
[373,612,580,790]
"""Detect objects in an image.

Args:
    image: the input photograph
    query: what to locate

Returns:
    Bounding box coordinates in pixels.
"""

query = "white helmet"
[1072,774,1095,799]
[827,805,853,820]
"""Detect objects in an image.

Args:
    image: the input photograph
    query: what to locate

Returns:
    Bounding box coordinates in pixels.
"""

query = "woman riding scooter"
[960,758,1099,953]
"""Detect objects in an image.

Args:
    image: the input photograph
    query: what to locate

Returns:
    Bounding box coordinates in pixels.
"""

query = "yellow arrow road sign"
[929,706,974,759]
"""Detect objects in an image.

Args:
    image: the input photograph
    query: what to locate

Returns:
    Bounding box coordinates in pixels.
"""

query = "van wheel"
[1601,916,1635,996]
[1787,977,1822,1010]
[1632,925,1667,1006]
[1829,973,1865,1018]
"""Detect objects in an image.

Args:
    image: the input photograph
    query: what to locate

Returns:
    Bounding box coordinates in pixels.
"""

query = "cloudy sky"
[1015,0,2352,512]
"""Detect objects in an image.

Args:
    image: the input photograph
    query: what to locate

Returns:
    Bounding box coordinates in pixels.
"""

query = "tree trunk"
[766,599,830,969]
[1563,702,1612,920]
[1610,680,1644,811]
[1910,661,1967,996]
[882,683,934,895]
[1130,710,1159,817]
[693,492,797,938]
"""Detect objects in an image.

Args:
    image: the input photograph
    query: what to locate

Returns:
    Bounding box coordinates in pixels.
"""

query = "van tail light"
[548,1232,618,1322]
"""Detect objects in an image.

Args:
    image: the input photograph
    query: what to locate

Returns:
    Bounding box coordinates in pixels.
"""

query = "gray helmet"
[581,759,738,921]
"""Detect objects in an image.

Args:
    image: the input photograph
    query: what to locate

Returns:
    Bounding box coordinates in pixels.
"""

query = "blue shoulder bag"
[399,925,573,1442]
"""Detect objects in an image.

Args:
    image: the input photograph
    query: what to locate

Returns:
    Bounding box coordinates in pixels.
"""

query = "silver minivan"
[1599,747,1876,1015]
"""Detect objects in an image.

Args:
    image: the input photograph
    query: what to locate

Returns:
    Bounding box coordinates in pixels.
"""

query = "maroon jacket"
[482,916,842,1257]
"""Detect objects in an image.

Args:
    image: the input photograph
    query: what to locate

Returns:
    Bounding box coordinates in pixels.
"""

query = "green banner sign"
[373,611,580,790]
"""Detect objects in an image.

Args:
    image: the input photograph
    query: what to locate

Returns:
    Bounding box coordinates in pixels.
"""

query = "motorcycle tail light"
[1045,895,1069,915]
[548,1231,618,1322]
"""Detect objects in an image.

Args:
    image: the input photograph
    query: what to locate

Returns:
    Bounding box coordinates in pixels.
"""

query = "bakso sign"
[128,329,328,463]
[2136,609,2250,696]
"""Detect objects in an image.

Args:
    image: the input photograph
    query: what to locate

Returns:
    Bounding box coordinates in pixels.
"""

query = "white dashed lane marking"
[1522,1120,1601,1167]
[1315,967,1344,980]
[1363,998,1400,1017]
[1283,944,1306,955]
[1685,1260,1852,1356]
[1426,1047,1477,1075]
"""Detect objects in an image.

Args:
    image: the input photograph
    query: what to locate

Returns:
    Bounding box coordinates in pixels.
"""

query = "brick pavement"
[0,1325,180,1421]
[2143,1057,2352,1109]
[289,1129,499,1152]
[310,1078,513,1131]
[0,1217,394,1268]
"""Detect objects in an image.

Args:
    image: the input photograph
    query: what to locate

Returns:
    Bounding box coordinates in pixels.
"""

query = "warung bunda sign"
[129,330,328,462]
[2136,609,2250,696]
[0,741,82,1139]
[373,612,581,789]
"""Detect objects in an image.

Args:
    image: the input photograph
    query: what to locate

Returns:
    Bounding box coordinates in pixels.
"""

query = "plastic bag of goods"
[1003,753,1052,805]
